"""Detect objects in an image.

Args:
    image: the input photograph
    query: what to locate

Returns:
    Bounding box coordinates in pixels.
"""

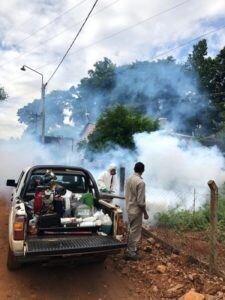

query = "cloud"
[0,0,225,138]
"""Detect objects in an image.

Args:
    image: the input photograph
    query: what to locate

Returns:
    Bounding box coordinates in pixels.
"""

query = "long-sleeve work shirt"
[125,173,146,215]
[97,171,117,192]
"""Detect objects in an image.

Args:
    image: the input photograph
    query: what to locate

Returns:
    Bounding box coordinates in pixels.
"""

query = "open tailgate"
[26,236,127,256]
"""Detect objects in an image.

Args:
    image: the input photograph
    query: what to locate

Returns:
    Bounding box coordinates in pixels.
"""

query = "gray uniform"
[125,173,146,255]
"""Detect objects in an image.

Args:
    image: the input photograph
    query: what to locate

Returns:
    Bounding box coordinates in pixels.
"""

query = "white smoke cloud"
[91,131,225,219]
[0,135,81,186]
[1,129,225,222]
[134,131,225,217]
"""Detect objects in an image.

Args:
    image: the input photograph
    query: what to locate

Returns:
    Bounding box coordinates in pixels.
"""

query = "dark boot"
[123,252,141,261]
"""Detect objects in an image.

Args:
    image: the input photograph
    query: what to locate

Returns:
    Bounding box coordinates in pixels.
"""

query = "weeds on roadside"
[156,208,209,231]
[155,191,225,235]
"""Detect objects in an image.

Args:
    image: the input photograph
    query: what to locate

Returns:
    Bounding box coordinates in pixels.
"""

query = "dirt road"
[0,188,136,300]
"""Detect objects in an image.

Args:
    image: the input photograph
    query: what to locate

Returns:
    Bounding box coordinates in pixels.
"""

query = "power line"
[3,0,191,76]
[46,0,100,85]
[149,24,225,61]
[4,2,84,38]
[0,0,90,66]
[1,0,120,86]
[36,21,224,76]
[33,0,192,73]
[3,0,190,86]
[6,2,223,88]
[12,29,225,105]
[3,1,225,132]
[0,0,120,69]
[19,0,90,43]
[4,15,38,38]
[5,1,224,87]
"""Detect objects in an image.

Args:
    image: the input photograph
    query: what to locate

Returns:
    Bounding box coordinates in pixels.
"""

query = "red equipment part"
[34,190,43,214]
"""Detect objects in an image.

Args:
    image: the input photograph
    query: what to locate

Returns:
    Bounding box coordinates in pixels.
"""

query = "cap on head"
[108,163,116,171]
[134,162,145,173]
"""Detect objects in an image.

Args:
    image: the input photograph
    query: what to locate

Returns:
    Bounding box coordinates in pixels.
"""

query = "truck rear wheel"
[7,246,22,271]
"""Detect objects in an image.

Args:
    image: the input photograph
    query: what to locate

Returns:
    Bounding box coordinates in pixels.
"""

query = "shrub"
[156,208,209,231]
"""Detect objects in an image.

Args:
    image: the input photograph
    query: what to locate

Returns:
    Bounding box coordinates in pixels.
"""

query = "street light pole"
[21,65,47,144]
[41,79,47,144]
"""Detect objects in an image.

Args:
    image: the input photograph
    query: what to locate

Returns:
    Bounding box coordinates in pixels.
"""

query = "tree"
[0,87,7,101]
[79,57,116,91]
[17,42,225,140]
[209,47,225,131]
[185,39,223,133]
[88,105,159,151]
[17,88,87,137]
[77,57,116,120]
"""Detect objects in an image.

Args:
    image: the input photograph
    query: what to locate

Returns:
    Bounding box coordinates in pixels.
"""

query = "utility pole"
[41,81,47,144]
[21,65,47,144]
[21,0,99,143]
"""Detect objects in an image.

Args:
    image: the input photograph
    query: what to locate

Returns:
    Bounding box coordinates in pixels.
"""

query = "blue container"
[100,224,112,235]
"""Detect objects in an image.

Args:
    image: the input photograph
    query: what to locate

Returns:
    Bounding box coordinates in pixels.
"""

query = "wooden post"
[208,180,218,273]
[193,188,196,214]
[119,167,125,195]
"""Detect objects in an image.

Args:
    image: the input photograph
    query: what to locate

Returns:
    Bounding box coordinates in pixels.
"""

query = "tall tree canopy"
[17,39,225,140]
[186,39,225,133]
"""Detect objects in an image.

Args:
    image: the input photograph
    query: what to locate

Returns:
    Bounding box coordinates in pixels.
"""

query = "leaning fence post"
[207,180,218,273]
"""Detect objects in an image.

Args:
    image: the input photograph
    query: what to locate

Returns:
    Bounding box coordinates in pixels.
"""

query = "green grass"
[156,208,209,231]
[156,192,225,232]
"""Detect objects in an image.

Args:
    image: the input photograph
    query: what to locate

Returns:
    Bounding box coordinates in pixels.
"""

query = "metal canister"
[29,217,38,235]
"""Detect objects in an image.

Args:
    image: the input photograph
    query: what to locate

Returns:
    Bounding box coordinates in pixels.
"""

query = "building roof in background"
[80,123,96,140]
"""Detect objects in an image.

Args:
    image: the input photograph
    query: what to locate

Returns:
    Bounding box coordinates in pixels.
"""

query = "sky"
[0,0,225,139]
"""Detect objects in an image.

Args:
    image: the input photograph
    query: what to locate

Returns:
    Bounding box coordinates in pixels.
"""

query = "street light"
[21,65,47,144]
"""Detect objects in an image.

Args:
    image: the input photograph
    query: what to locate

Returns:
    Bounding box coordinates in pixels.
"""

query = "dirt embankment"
[147,227,225,274]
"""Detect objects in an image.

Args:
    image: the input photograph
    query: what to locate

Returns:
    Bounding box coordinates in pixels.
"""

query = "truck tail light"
[13,216,26,241]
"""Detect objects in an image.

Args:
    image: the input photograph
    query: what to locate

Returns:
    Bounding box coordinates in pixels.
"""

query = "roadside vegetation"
[156,187,225,235]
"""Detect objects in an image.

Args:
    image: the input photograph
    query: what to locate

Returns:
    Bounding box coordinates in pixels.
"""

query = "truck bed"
[26,235,126,256]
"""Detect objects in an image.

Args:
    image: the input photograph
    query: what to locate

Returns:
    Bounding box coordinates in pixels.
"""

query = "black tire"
[7,246,22,271]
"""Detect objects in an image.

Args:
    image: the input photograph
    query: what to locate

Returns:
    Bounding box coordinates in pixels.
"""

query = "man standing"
[125,162,149,260]
[97,164,117,193]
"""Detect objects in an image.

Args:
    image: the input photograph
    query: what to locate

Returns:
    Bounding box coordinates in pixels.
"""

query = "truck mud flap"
[26,236,127,256]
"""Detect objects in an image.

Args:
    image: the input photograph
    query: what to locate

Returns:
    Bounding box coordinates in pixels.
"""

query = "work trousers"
[127,212,143,255]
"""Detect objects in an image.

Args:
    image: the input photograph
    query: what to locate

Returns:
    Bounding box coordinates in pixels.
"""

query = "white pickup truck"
[7,165,126,270]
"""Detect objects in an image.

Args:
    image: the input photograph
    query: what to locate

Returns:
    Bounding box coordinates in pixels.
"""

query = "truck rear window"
[27,173,88,194]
